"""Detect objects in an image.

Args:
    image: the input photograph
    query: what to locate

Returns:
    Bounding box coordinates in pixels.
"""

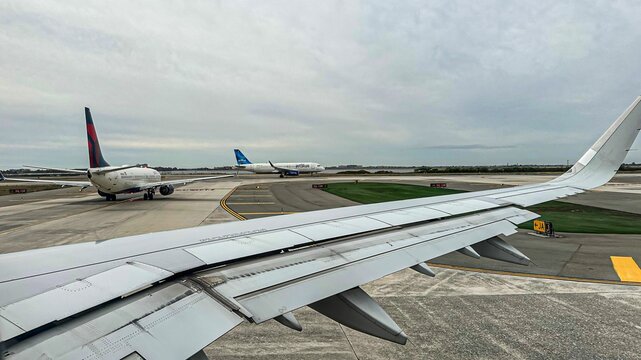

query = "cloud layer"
[2,1,641,167]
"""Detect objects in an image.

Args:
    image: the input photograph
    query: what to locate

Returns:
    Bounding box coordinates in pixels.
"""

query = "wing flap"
[0,262,173,341]
[4,282,244,360]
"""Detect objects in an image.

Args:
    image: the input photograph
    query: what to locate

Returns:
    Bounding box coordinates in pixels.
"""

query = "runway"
[1,174,641,358]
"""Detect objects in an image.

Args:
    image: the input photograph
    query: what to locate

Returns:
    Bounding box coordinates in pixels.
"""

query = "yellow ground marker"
[611,256,641,282]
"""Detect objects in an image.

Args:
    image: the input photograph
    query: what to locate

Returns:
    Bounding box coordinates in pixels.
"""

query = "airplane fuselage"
[88,166,161,194]
[236,162,324,174]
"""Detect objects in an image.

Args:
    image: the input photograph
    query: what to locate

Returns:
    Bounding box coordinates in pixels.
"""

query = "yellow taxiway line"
[219,187,246,221]
[610,256,641,282]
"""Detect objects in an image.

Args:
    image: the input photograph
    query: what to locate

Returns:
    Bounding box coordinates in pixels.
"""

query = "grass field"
[323,182,465,203]
[323,182,641,234]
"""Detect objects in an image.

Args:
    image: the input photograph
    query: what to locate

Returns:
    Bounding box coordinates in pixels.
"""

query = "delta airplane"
[233,148,325,177]
[0,108,232,201]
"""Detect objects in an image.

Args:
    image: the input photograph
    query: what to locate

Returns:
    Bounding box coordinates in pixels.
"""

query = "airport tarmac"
[213,269,641,359]
[1,174,641,358]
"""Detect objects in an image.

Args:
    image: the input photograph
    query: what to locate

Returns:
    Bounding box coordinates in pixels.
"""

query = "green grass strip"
[323,182,641,234]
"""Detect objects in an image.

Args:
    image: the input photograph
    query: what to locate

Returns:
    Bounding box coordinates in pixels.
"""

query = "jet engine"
[159,185,174,196]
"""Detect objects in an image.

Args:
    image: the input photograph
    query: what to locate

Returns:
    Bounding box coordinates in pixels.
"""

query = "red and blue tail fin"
[85,107,110,168]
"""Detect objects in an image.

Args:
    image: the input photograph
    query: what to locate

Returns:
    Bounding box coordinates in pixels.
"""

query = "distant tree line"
[414,163,641,174]
[413,165,573,174]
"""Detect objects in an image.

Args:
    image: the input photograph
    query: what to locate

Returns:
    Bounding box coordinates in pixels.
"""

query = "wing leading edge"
[0,173,92,188]
[139,174,234,191]
[1,97,641,359]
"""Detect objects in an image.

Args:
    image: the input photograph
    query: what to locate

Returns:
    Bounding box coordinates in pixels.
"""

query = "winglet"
[268,160,276,169]
[552,96,641,189]
[0,172,4,181]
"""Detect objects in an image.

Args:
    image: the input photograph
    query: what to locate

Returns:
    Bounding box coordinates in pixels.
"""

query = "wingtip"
[551,96,641,189]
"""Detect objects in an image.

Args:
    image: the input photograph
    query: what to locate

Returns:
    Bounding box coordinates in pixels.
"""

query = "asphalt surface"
[213,268,641,359]
[1,174,641,359]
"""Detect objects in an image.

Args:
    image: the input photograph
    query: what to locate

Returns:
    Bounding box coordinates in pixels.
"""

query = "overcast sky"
[2,1,641,168]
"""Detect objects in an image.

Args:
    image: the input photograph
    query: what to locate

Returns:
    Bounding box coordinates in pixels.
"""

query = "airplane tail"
[85,107,110,168]
[234,149,252,165]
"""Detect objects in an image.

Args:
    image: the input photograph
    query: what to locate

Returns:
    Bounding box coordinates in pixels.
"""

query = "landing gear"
[279,173,284,178]
[144,189,155,200]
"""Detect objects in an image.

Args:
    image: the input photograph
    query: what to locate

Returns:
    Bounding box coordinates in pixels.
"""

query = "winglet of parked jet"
[0,172,4,181]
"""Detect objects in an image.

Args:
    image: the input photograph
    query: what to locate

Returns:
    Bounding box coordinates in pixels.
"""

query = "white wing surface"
[139,174,234,191]
[0,172,92,188]
[1,97,640,359]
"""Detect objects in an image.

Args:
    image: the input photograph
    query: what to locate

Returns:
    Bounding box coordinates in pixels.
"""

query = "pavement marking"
[431,263,641,286]
[611,256,641,282]
[226,202,276,205]
[219,187,246,221]
[237,211,298,215]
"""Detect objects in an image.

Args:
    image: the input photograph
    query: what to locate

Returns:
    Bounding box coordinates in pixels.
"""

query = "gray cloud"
[1,0,641,168]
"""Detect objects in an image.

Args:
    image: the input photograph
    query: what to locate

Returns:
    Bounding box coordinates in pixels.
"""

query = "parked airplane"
[0,108,232,201]
[233,148,325,177]
[1,97,641,359]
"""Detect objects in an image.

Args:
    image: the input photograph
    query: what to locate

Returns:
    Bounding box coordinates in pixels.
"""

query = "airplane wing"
[268,161,298,174]
[91,164,147,175]
[23,165,87,174]
[0,172,92,188]
[140,174,234,190]
[1,97,640,359]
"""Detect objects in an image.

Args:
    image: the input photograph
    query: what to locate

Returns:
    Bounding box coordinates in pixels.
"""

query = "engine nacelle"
[159,185,174,196]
